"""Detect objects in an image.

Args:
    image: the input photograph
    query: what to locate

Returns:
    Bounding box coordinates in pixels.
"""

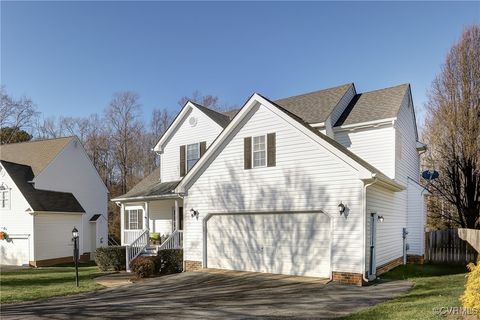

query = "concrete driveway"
[1,269,412,319]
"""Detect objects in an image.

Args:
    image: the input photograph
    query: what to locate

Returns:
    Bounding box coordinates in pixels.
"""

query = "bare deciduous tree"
[423,25,480,229]
[178,91,237,112]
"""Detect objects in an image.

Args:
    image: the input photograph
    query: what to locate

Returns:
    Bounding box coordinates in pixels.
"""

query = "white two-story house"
[112,83,427,285]
[0,137,108,266]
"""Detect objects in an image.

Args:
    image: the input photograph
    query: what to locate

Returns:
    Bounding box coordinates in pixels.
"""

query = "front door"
[369,212,377,278]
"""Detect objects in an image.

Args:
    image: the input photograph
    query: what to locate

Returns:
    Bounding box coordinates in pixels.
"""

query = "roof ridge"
[0,135,76,146]
[274,83,353,102]
[361,83,409,95]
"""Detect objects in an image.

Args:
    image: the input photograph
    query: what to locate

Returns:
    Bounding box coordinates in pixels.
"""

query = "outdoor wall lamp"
[190,208,199,218]
[338,202,346,215]
[377,216,385,223]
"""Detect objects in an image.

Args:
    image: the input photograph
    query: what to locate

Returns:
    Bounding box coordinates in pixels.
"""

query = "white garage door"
[206,212,331,278]
[0,237,30,266]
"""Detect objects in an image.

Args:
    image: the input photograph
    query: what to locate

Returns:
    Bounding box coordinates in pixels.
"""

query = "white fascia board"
[333,118,396,132]
[153,103,193,152]
[309,122,325,128]
[32,211,85,215]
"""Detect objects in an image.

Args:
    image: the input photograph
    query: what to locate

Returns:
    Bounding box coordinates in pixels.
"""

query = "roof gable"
[177,93,404,193]
[0,137,74,176]
[154,102,227,152]
[335,84,409,127]
[1,160,84,213]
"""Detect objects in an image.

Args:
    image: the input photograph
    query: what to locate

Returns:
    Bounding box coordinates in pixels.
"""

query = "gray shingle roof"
[0,137,74,176]
[1,160,84,213]
[274,83,354,124]
[191,102,231,128]
[112,167,180,200]
[335,84,409,126]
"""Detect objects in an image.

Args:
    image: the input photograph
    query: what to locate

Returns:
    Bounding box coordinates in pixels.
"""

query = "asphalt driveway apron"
[0,270,412,319]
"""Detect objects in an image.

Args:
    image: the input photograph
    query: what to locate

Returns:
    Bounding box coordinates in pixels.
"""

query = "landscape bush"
[130,256,159,278]
[158,249,183,274]
[94,246,126,271]
[461,258,480,314]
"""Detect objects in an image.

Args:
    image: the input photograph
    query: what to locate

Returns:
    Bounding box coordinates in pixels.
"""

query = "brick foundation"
[332,272,365,286]
[30,253,91,267]
[407,255,424,264]
[376,256,403,276]
[184,260,202,272]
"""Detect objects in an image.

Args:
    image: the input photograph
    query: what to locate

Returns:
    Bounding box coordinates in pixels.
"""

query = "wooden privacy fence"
[425,229,478,264]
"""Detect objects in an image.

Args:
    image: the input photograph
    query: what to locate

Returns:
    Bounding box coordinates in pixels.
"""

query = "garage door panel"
[0,238,29,265]
[206,212,331,278]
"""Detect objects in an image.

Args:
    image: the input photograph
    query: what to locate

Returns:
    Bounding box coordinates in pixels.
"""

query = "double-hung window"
[0,188,9,209]
[127,209,141,230]
[252,135,266,168]
[186,143,200,172]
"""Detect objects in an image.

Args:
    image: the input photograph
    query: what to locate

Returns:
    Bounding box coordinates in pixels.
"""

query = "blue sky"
[1,1,479,124]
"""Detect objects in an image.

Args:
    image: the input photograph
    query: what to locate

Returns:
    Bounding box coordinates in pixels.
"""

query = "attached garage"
[205,211,331,278]
[0,236,30,266]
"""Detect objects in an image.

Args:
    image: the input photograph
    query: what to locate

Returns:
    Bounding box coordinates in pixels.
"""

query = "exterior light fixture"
[0,184,5,191]
[190,208,199,218]
[338,202,346,215]
[377,216,385,223]
[72,227,80,287]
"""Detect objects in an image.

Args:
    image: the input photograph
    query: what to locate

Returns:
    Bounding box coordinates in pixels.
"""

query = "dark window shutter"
[124,210,129,229]
[267,133,276,167]
[244,137,252,169]
[200,141,207,157]
[180,145,186,177]
[138,210,143,230]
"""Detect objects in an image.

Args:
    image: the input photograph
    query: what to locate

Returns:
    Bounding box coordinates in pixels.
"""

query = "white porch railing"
[124,230,144,245]
[126,229,149,272]
[158,230,183,250]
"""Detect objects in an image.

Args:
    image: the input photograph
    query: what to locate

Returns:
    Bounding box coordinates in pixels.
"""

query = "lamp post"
[72,227,79,287]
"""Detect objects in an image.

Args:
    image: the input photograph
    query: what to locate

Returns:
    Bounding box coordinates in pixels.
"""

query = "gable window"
[186,143,200,172]
[252,135,266,168]
[0,185,9,209]
[126,209,142,230]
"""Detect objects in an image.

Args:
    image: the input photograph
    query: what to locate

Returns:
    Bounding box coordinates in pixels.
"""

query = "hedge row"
[95,246,126,271]
[130,249,183,278]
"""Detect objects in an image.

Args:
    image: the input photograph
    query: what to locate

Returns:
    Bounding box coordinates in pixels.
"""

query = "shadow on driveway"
[1,270,412,319]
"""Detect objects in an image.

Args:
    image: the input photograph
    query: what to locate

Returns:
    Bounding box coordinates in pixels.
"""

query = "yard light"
[72,227,79,287]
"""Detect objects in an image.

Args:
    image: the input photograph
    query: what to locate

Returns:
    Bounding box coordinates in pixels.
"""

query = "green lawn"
[342,264,469,320]
[0,262,109,303]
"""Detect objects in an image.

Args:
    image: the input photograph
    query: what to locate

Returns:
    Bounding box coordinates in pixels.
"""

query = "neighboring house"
[0,137,108,266]
[112,83,427,285]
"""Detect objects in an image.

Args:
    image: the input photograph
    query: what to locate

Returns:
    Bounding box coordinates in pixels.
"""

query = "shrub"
[158,249,183,274]
[130,256,158,278]
[95,246,126,271]
[461,258,480,314]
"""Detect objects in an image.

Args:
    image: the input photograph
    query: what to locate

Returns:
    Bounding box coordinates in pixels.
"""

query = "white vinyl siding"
[184,103,365,274]
[34,213,83,261]
[407,179,426,255]
[334,125,396,179]
[160,107,223,182]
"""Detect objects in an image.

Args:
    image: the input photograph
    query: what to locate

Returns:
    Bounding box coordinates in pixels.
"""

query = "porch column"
[144,201,149,231]
[120,203,125,245]
[174,199,179,231]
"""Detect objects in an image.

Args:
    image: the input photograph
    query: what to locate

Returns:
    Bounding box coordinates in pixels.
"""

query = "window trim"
[0,188,10,210]
[251,134,267,168]
[126,208,142,230]
[186,142,201,173]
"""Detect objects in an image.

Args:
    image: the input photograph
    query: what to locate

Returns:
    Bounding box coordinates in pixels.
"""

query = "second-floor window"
[252,135,266,167]
[186,143,200,172]
[0,188,9,209]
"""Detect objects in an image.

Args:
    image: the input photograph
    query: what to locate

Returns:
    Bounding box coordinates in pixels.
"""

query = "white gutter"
[334,118,396,132]
[362,174,378,283]
[111,194,182,202]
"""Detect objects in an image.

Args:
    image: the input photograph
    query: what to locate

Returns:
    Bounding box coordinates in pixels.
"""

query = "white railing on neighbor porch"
[126,229,149,272]
[124,230,144,245]
[158,230,183,250]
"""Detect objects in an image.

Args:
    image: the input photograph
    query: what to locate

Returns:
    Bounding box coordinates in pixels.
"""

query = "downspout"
[362,174,378,283]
